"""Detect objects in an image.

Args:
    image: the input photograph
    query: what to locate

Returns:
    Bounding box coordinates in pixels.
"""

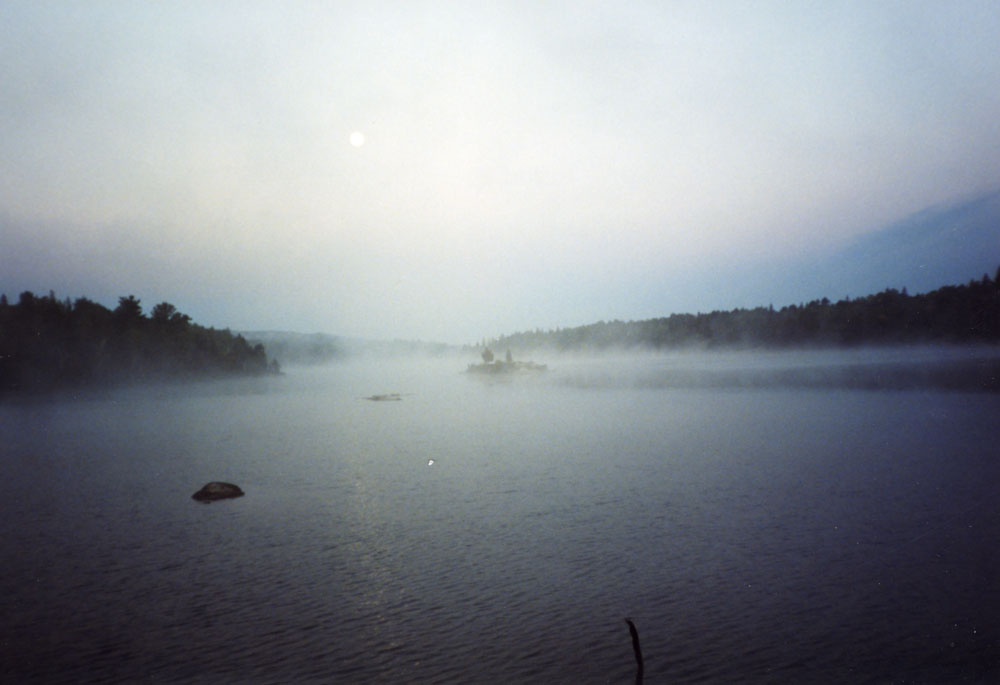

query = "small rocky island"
[192,482,245,502]
[465,347,547,374]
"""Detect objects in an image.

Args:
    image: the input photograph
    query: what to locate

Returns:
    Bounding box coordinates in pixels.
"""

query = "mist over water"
[2,348,998,683]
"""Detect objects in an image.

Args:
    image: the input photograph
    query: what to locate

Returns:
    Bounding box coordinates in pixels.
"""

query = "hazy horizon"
[3,2,1000,344]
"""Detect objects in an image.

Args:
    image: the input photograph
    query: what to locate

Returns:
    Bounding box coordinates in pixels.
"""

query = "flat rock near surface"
[192,482,245,502]
[364,393,403,401]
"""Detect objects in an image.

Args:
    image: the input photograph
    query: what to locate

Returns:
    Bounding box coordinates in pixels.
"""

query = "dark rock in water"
[192,481,245,502]
[364,393,403,401]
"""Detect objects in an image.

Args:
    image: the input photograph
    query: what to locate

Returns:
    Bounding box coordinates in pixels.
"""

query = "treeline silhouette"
[0,291,279,394]
[484,269,1000,352]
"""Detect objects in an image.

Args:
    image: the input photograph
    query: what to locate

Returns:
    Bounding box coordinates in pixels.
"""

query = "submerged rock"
[192,481,245,502]
[364,393,403,401]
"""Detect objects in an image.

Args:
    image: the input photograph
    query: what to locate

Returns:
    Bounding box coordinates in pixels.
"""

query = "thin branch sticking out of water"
[626,618,644,682]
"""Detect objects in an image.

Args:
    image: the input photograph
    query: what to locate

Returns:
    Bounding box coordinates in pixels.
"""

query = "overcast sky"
[2,1,999,343]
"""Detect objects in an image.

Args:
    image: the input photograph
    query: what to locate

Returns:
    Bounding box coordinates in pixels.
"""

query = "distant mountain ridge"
[815,188,1000,298]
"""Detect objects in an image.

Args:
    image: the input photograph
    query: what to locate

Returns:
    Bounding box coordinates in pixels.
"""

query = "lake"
[2,348,998,683]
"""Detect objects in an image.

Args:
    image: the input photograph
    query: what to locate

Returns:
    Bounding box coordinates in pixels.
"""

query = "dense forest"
[0,291,279,394]
[483,269,1000,352]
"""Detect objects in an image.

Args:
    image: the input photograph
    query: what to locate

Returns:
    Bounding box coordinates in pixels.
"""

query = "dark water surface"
[2,351,999,683]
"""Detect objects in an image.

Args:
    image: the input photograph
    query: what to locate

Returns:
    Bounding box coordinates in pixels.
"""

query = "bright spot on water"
[427,459,435,466]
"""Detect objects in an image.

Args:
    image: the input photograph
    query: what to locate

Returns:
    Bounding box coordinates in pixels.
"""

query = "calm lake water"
[2,349,999,683]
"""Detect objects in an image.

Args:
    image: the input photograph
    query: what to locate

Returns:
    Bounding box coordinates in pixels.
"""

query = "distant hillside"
[337,337,458,358]
[484,270,1000,353]
[812,189,1000,299]
[241,331,459,365]
[242,331,344,366]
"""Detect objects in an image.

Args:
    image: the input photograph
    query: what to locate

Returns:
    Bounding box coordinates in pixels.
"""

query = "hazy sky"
[3,1,1000,342]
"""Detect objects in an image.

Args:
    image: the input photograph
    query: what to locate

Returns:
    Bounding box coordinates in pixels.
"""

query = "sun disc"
[349,131,365,147]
